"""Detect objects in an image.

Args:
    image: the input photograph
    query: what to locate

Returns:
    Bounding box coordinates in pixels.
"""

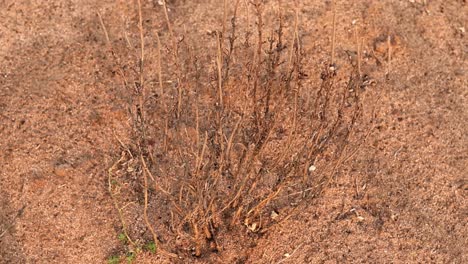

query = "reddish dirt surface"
[1,0,466,263]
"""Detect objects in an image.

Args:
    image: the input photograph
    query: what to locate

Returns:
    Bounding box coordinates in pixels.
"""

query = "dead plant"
[101,0,375,259]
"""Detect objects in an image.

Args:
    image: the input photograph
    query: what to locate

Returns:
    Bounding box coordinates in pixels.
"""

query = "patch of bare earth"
[1,1,129,263]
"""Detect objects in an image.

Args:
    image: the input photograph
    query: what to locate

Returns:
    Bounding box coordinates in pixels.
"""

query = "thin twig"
[155,30,164,94]
[275,243,304,264]
[140,153,159,247]
[387,34,392,76]
[216,32,224,108]
[108,153,137,247]
[97,12,110,46]
[331,0,337,65]
[0,205,26,239]
[354,23,361,77]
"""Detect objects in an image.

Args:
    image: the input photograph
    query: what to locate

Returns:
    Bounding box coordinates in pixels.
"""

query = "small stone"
[249,223,257,231]
[308,165,316,172]
[271,210,279,220]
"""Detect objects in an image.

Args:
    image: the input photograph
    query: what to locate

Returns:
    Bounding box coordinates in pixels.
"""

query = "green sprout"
[145,241,157,254]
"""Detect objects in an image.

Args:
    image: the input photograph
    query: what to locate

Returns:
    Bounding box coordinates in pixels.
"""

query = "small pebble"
[308,165,316,172]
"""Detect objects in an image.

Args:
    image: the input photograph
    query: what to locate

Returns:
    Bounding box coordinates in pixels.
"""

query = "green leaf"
[118,233,127,243]
[145,241,157,254]
[107,255,120,264]
[126,252,136,263]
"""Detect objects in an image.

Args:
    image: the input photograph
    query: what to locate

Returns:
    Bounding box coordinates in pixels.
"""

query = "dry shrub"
[105,0,374,259]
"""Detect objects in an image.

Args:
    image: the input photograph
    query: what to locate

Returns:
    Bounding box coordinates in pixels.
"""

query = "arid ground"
[1,0,466,263]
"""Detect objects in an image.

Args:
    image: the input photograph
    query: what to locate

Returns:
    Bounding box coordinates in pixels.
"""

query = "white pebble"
[308,165,316,172]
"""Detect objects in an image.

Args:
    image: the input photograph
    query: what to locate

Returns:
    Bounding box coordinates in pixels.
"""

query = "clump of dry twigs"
[103,0,375,259]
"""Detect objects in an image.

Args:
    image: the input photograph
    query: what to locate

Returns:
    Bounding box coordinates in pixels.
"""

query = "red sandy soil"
[1,0,466,263]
